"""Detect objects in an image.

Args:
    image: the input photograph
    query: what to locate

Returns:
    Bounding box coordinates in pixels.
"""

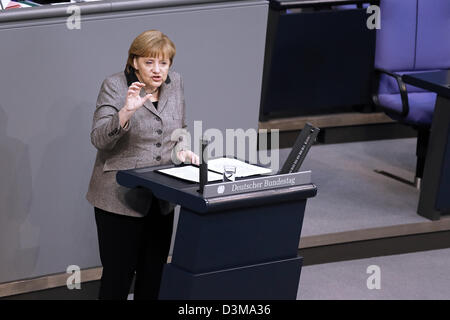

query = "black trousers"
[94,200,174,300]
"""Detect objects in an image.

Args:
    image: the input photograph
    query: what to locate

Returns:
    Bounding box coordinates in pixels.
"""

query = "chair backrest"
[375,0,417,73]
[375,0,450,94]
[415,0,450,70]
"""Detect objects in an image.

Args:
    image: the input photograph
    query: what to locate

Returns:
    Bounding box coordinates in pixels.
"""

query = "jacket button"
[156,143,161,148]
[157,129,162,135]
[156,156,161,161]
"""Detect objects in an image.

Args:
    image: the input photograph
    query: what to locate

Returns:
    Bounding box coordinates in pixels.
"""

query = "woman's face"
[133,55,170,89]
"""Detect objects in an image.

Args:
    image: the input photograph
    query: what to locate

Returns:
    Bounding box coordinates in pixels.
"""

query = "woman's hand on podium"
[177,150,200,165]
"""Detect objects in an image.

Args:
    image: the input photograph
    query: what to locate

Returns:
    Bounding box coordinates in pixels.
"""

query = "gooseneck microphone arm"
[199,138,209,194]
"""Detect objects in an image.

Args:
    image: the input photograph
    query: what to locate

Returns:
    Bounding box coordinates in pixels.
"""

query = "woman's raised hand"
[125,82,152,112]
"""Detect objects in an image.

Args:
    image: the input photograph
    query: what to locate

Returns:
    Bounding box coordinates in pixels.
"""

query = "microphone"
[198,138,209,194]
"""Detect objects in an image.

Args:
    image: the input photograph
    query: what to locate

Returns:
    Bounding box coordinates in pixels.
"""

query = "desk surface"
[403,70,450,99]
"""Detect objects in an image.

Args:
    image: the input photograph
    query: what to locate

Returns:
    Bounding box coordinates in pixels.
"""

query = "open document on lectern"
[157,165,223,183]
[156,157,272,183]
[207,157,272,177]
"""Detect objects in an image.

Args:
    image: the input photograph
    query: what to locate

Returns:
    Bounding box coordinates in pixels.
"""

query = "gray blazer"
[86,69,189,217]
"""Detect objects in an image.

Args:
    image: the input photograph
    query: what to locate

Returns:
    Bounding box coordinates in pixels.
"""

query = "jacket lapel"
[140,88,159,115]
[156,81,169,114]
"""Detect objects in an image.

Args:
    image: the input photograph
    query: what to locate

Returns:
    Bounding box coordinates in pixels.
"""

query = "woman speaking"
[86,30,199,300]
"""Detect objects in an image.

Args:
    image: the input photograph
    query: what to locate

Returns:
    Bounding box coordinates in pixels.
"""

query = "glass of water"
[223,165,237,182]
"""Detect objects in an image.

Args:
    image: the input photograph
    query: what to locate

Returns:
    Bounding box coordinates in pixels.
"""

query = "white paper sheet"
[207,157,272,177]
[157,165,223,183]
[1,0,11,9]
[0,0,34,9]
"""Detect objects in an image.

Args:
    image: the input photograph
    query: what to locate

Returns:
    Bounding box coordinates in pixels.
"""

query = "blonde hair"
[125,30,176,73]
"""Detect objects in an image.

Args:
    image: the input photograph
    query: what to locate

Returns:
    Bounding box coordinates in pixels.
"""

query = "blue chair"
[372,0,450,187]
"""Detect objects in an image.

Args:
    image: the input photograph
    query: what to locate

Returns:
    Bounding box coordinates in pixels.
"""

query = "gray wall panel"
[0,1,268,283]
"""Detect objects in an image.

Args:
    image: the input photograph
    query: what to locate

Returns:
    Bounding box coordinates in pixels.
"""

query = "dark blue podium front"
[117,165,317,300]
